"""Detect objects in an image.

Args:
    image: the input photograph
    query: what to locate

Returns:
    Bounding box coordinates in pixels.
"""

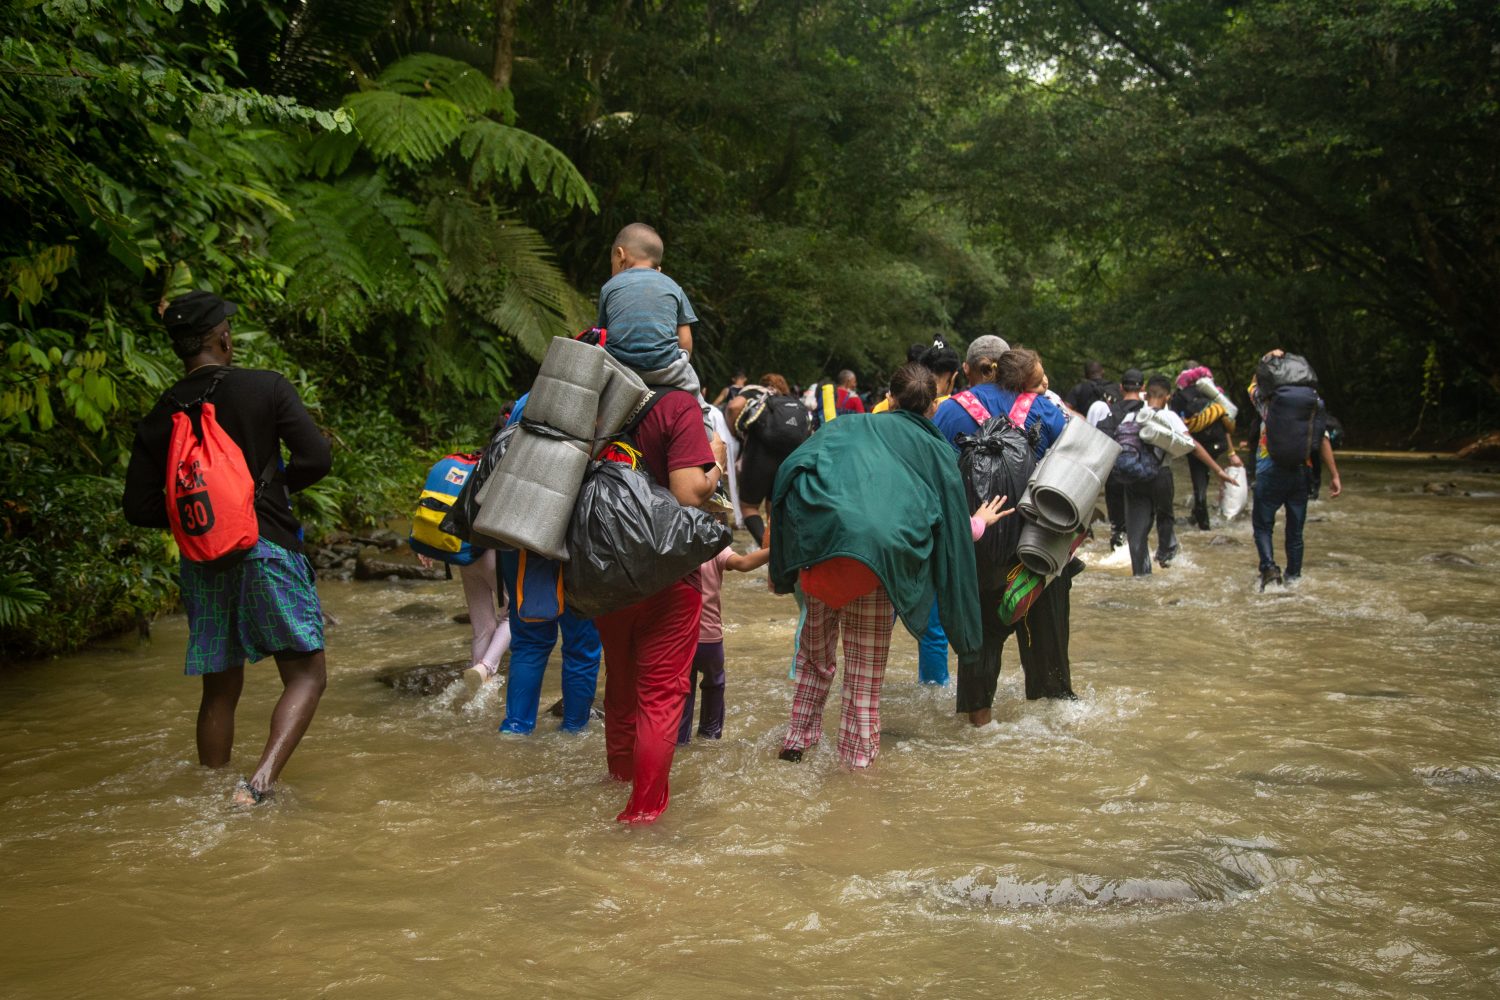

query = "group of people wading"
[123,223,1341,823]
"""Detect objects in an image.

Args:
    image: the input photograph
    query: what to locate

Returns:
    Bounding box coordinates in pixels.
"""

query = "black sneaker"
[1109,532,1124,549]
[778,747,803,763]
[1157,544,1180,568]
[1260,565,1283,591]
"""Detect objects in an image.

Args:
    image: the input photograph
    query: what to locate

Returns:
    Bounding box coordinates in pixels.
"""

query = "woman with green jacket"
[769,363,1008,768]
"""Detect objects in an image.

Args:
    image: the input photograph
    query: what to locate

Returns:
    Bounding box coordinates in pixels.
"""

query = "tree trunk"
[492,0,517,90]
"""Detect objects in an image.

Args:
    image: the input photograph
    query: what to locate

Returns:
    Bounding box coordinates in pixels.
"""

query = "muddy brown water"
[2,458,1498,998]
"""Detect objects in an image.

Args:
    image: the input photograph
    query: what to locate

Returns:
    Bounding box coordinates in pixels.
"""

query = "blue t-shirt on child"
[596,267,698,372]
[932,383,1066,461]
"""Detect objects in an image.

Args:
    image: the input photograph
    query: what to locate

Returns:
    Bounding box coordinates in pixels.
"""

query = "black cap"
[162,291,237,336]
[1121,367,1144,389]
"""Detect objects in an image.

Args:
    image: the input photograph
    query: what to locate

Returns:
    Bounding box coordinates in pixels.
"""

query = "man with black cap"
[123,291,332,805]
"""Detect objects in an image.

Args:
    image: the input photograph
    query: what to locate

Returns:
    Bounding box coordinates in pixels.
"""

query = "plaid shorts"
[178,538,324,676]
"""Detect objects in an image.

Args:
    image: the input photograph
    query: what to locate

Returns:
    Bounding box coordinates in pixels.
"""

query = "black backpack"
[957,412,1038,587]
[1094,397,1133,441]
[752,394,810,455]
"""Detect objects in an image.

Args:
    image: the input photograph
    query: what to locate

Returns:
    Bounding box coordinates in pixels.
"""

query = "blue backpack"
[409,452,482,565]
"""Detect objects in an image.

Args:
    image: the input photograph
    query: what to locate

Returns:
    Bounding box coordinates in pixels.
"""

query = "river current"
[2,458,1498,998]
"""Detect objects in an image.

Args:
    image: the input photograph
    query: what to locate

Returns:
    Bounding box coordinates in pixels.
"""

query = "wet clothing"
[177,538,323,676]
[768,410,982,657]
[783,587,895,768]
[123,366,330,553]
[935,389,1075,705]
[600,580,703,822]
[1124,467,1179,576]
[124,365,330,677]
[1252,462,1309,578]
[676,641,726,745]
[933,383,1066,462]
[600,387,716,822]
[497,550,600,733]
[918,600,949,685]
[954,561,1081,711]
[738,432,789,507]
[596,267,697,372]
[1172,387,1233,529]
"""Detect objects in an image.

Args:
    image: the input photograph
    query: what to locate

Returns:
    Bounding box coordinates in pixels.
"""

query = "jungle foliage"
[3,0,1497,656]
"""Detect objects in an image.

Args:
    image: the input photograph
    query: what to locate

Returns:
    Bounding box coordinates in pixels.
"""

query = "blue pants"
[1252,462,1309,578]
[917,599,949,685]
[497,550,601,732]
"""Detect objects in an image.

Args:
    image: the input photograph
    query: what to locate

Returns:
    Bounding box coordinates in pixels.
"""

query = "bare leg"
[246,650,327,795]
[968,707,992,727]
[197,666,245,768]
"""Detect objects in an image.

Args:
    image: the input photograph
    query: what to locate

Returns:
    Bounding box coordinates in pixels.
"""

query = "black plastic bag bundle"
[1256,353,1319,392]
[439,422,518,547]
[563,460,732,619]
[957,417,1037,589]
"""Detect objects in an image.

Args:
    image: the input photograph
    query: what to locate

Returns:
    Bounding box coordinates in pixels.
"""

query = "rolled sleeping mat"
[1017,519,1077,576]
[594,353,651,454]
[1194,376,1238,422]
[1137,408,1196,458]
[473,430,590,561]
[1025,418,1121,531]
[525,337,606,441]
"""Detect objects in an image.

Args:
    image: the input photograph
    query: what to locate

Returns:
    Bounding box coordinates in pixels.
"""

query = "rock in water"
[354,547,447,581]
[1418,551,1478,567]
[1208,535,1241,546]
[391,602,445,619]
[375,660,467,695]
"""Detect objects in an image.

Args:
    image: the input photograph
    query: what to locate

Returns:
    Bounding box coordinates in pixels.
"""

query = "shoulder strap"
[951,390,992,425]
[1007,391,1038,427]
[167,367,231,412]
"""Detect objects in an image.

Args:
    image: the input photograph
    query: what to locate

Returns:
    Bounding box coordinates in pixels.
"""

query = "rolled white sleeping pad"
[1137,408,1196,458]
[1024,416,1122,532]
[1194,376,1238,422]
[526,337,605,440]
[474,336,614,561]
[1017,519,1076,576]
[594,353,650,457]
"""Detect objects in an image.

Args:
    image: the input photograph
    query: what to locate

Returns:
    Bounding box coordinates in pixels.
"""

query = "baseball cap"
[965,335,1010,364]
[1120,367,1144,389]
[162,291,237,336]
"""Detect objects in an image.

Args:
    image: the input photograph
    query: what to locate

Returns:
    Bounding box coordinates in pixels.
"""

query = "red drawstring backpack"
[165,369,265,567]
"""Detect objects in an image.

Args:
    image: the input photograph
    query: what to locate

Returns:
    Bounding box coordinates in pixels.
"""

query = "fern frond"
[377,53,510,119]
[0,571,48,628]
[428,195,589,359]
[459,120,598,212]
[344,90,464,167]
[304,127,361,178]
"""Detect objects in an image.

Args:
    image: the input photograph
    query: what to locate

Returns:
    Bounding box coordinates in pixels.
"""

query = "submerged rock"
[1421,481,1469,496]
[375,660,467,695]
[1418,551,1478,567]
[391,602,446,619]
[354,546,446,581]
[1207,534,1241,546]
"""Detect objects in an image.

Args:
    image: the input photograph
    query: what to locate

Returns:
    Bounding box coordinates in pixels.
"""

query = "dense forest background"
[3,0,1497,656]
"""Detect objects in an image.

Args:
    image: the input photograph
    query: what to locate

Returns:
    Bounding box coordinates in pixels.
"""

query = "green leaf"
[344,91,466,167]
[458,120,598,212]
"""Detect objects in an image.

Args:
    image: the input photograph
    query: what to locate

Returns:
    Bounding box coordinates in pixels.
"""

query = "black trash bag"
[1256,352,1319,392]
[957,414,1037,590]
[563,460,732,619]
[439,421,518,547]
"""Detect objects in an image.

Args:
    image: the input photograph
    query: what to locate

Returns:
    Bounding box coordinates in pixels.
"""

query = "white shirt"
[1086,399,1112,427]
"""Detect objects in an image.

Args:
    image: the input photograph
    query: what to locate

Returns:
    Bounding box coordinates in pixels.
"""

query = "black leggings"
[738,438,787,506]
[956,562,1078,711]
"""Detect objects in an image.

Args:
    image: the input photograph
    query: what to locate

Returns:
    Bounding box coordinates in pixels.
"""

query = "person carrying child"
[676,520,772,745]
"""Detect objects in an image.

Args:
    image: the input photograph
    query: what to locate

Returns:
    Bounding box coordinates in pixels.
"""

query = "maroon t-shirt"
[634,390,715,591]
[634,391,716,490]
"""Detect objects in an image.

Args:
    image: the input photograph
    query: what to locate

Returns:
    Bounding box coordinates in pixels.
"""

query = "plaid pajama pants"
[783,586,895,768]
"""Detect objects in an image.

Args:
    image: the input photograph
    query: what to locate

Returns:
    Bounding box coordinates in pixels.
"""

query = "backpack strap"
[951,390,992,425]
[1007,391,1038,427]
[167,366,231,412]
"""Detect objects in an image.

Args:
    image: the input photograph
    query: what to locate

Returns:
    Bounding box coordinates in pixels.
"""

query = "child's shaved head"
[613,223,664,267]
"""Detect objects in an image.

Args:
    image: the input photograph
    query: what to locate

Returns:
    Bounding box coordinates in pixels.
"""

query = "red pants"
[597,581,703,824]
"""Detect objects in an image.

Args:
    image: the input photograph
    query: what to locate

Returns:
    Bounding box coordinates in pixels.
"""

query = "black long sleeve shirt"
[122,366,331,552]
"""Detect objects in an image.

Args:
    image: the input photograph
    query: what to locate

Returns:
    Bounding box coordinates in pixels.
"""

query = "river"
[2,458,1498,998]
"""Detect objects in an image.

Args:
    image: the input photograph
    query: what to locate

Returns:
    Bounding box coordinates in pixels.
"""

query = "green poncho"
[768,410,982,655]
